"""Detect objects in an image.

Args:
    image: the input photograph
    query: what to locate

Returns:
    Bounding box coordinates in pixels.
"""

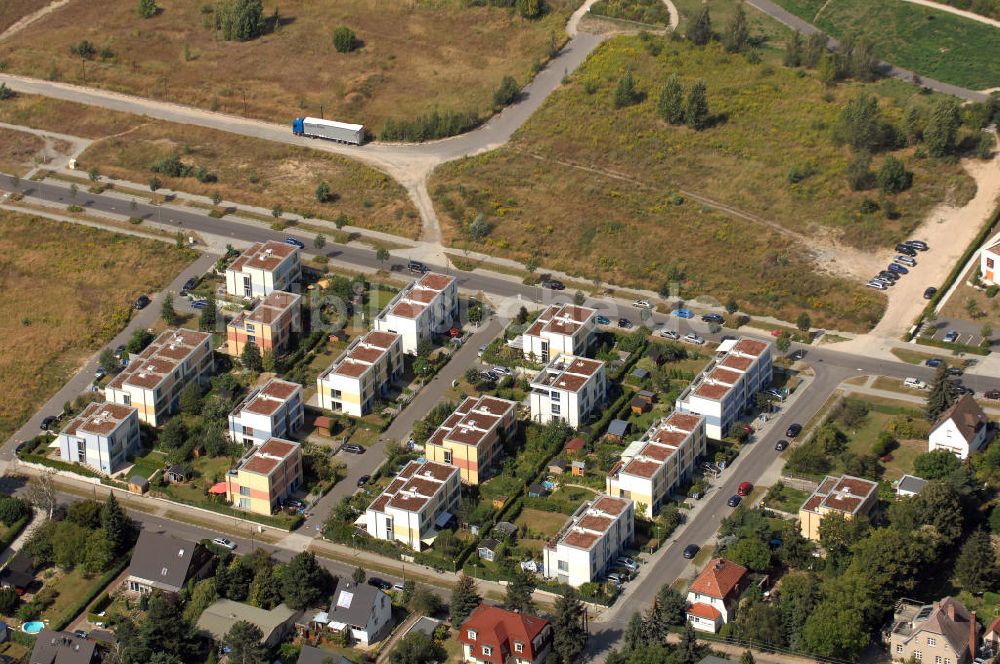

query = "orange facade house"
[226,290,301,357]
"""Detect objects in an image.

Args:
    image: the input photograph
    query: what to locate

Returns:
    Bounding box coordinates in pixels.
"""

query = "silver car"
[683,332,705,345]
[656,328,679,340]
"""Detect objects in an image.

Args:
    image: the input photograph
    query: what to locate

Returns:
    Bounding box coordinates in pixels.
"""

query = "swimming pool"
[22,621,44,634]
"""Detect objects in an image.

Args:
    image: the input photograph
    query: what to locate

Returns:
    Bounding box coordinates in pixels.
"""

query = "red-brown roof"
[689,558,747,599]
[687,602,723,621]
[932,394,987,444]
[733,338,769,356]
[418,272,455,292]
[458,604,551,664]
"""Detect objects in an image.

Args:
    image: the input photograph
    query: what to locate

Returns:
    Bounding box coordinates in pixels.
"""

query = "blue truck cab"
[292,117,305,136]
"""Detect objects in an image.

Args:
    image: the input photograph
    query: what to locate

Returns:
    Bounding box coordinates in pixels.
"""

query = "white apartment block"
[105,328,214,427]
[522,304,598,363]
[981,240,1000,286]
[529,355,607,428]
[374,272,458,355]
[227,378,304,447]
[543,495,634,588]
[674,337,773,439]
[225,241,301,299]
[606,412,707,517]
[316,330,403,417]
[58,402,141,475]
[364,460,461,551]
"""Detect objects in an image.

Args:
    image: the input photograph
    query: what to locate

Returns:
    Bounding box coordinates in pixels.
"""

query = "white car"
[212,537,237,550]
[632,300,652,310]
[656,328,679,340]
[683,333,705,345]
[903,377,928,390]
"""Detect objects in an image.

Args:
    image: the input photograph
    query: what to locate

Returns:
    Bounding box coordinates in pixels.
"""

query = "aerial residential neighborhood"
[0,0,999,663]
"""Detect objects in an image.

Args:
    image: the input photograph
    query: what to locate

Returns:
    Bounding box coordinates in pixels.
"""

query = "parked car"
[683,544,700,559]
[673,308,693,319]
[73,630,89,640]
[984,390,1000,400]
[866,281,887,290]
[190,298,209,309]
[895,244,917,256]
[895,255,916,267]
[904,240,929,251]
[727,495,742,507]
[656,328,679,340]
[887,263,908,275]
[180,277,198,295]
[952,383,974,396]
[682,333,705,345]
[212,537,237,550]
[393,581,406,592]
[785,423,802,438]
[542,279,565,290]
[737,481,753,497]
[357,474,371,487]
[943,330,959,344]
[94,368,106,381]
[945,366,963,377]
[478,344,487,357]
[765,388,785,401]
[114,344,126,359]
[616,557,638,573]
[701,313,724,324]
[923,287,938,300]
[774,439,788,451]
[342,444,365,454]
[925,358,943,368]
[633,300,652,310]
[877,271,899,282]
[407,260,426,274]
[40,415,57,431]
[789,349,805,361]
[134,295,150,310]
[596,315,610,325]
[618,318,633,329]
[492,366,512,376]
[903,377,928,390]
[607,573,625,585]
[367,578,392,591]
[284,237,305,249]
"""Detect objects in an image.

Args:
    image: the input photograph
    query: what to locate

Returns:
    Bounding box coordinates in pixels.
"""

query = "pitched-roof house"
[324,582,392,646]
[29,630,99,664]
[887,596,980,664]
[459,604,553,664]
[686,558,748,633]
[124,530,213,595]
[928,395,990,459]
[197,599,299,648]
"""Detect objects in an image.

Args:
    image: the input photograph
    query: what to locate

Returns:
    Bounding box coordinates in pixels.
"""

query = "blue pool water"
[22,621,44,634]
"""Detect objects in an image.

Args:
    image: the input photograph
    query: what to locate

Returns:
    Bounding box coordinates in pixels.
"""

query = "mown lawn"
[772,0,1000,90]
[514,508,571,539]
[0,212,193,442]
[40,567,110,624]
[430,36,975,331]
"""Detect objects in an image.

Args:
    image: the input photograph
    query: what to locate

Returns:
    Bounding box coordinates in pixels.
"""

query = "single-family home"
[984,616,1000,652]
[685,558,749,633]
[226,290,301,357]
[29,630,99,664]
[424,395,518,485]
[105,328,214,427]
[887,596,980,663]
[225,241,301,299]
[124,530,213,595]
[798,474,879,541]
[225,437,303,515]
[459,604,553,664]
[928,395,990,459]
[980,240,1000,286]
[297,646,353,664]
[316,330,403,417]
[364,460,461,551]
[374,272,458,355]
[227,378,304,446]
[529,355,607,427]
[521,304,598,363]
[57,401,141,475]
[324,581,392,646]
[542,495,634,588]
[895,474,928,499]
[197,599,299,648]
[0,552,35,594]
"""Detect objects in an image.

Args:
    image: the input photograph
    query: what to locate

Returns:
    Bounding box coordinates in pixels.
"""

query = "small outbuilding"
[128,475,149,495]
[478,539,500,562]
[607,419,629,442]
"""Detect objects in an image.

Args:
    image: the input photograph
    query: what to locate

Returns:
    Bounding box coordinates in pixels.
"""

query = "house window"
[514,642,524,653]
[122,394,131,406]
[243,276,252,297]
[927,637,936,646]
[914,652,922,661]
[482,646,492,656]
[240,486,251,496]
[896,645,904,654]
[467,630,476,641]
[989,257,995,269]
[558,561,569,572]
[552,404,561,415]
[443,451,453,464]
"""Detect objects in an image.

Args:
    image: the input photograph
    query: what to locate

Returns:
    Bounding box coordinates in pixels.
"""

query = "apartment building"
[798,473,879,541]
[364,460,460,551]
[374,272,458,354]
[226,437,303,515]
[522,304,597,363]
[424,395,518,485]
[542,495,634,588]
[225,241,301,298]
[606,412,707,517]
[227,378,304,446]
[316,330,403,417]
[105,328,214,427]
[981,240,1000,286]
[674,337,773,439]
[226,290,301,357]
[529,355,607,428]
[57,402,141,475]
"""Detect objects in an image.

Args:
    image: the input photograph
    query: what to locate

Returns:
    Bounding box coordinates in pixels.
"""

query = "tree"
[138,592,199,662]
[0,83,15,100]
[504,570,536,613]
[352,566,366,584]
[449,575,481,627]
[225,620,264,664]
[735,601,784,648]
[955,528,999,593]
[835,91,887,152]
[101,494,132,555]
[685,80,709,130]
[332,26,356,53]
[160,293,178,326]
[876,156,912,194]
[25,469,58,519]
[335,212,348,229]
[688,6,712,46]
[516,305,529,325]
[651,584,686,630]
[137,0,158,18]
[517,0,544,19]
[315,181,333,203]
[776,332,791,353]
[183,578,218,624]
[678,623,704,664]
[784,30,803,67]
[199,290,217,331]
[552,588,587,664]
[98,348,119,375]
[314,234,326,250]
[657,74,684,124]
[723,3,749,53]
[84,531,113,574]
[819,512,868,573]
[803,31,827,67]
[494,75,520,108]
[925,98,961,157]
[912,449,961,480]
[241,341,263,372]
[613,70,640,109]
[890,480,964,546]
[281,552,332,610]
[740,651,755,664]
[407,585,443,617]
[0,587,18,615]
[390,631,446,664]
[178,381,203,416]
[148,176,161,193]
[469,213,489,241]
[217,0,265,41]
[728,538,771,572]
[623,612,645,652]
[925,364,955,421]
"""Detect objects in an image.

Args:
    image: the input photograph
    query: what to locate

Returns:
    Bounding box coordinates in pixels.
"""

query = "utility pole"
[242,89,247,115]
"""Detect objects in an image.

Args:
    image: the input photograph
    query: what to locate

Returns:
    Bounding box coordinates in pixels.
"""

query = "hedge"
[10,630,36,647]
[0,514,31,550]
[50,555,131,631]
[19,454,101,478]
[157,492,303,531]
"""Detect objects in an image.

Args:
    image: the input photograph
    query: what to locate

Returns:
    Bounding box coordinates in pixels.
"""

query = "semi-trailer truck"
[292,117,365,145]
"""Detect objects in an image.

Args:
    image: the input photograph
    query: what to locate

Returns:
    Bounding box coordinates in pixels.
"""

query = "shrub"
[0,496,30,526]
[493,75,520,108]
[380,109,481,142]
[332,26,356,53]
[846,152,873,191]
[216,0,265,41]
[0,83,15,100]
[987,285,999,298]
[137,0,158,18]
[876,156,913,194]
[70,41,96,60]
[859,198,880,214]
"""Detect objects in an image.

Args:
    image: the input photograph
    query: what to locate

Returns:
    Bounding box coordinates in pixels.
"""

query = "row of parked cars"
[866,240,929,291]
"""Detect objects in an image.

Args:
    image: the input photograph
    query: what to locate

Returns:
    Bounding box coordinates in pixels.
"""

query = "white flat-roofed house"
[542,495,634,588]
[227,378,304,446]
[57,402,141,474]
[674,337,772,439]
[606,412,707,517]
[981,240,1000,286]
[928,394,989,460]
[104,328,214,427]
[316,330,403,417]
[364,460,461,551]
[522,304,598,363]
[225,241,301,299]
[529,355,607,428]
[374,272,458,355]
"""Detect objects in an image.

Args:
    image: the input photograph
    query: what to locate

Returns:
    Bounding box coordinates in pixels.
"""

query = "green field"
[772,0,1000,89]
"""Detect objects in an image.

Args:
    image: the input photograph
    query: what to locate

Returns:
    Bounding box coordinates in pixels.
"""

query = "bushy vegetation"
[379,109,482,142]
[215,0,266,41]
[590,0,673,26]
[149,153,217,183]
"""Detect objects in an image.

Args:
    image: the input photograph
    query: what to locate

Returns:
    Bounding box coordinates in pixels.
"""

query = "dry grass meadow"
[0,0,51,34]
[0,128,45,176]
[0,0,575,127]
[0,92,138,139]
[430,36,980,331]
[0,211,194,441]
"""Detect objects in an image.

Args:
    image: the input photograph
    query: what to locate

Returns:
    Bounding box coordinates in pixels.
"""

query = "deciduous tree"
[137,0,158,18]
[390,631,446,664]
[723,3,749,53]
[657,74,684,124]
[925,98,961,157]
[685,80,709,130]
[241,341,263,372]
[504,570,536,613]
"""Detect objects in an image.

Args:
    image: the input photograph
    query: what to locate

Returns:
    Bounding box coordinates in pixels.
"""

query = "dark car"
[596,315,610,325]
[789,350,805,361]
[114,344,126,358]
[683,544,700,559]
[904,240,929,251]
[40,415,57,431]
[785,423,802,438]
[180,277,198,295]
[134,295,151,310]
[945,366,963,377]
[952,383,974,396]
[367,577,392,591]
[73,630,89,640]
[923,287,938,300]
[357,474,371,487]
[342,444,365,454]
[774,439,788,451]
[407,260,427,274]
[877,271,899,282]
[618,318,633,329]
[895,244,917,256]
[727,495,741,508]
[701,313,724,324]
[542,279,565,290]
[887,263,908,275]
[284,237,305,249]
[985,390,1000,400]
[925,358,943,368]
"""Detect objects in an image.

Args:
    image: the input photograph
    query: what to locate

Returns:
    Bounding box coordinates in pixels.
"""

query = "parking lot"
[923,317,990,348]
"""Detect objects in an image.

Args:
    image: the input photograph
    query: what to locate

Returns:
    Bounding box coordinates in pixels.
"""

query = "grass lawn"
[515,508,571,539]
[161,455,235,503]
[772,0,1000,90]
[0,0,576,127]
[0,127,45,177]
[871,376,927,395]
[764,484,810,513]
[0,211,193,442]
[430,36,975,331]
[890,347,951,365]
[39,567,109,624]
[672,0,792,52]
[127,449,168,480]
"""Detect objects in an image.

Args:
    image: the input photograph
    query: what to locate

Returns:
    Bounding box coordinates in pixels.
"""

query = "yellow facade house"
[424,395,518,485]
[798,474,879,541]
[226,437,303,515]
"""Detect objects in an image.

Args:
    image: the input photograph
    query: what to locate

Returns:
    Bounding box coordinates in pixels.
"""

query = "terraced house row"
[225,290,302,357]
[316,330,404,417]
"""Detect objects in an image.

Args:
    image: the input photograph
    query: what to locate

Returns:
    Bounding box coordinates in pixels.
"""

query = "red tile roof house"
[686,558,748,633]
[459,604,553,664]
[928,394,990,460]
